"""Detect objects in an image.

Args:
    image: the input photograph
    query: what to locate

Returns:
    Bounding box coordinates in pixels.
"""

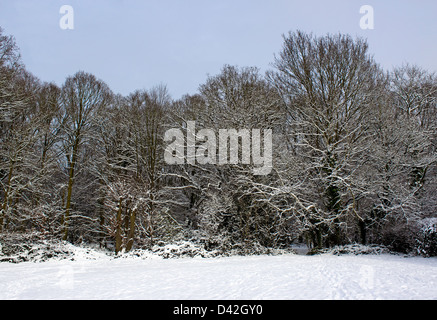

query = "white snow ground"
[1,253,436,300]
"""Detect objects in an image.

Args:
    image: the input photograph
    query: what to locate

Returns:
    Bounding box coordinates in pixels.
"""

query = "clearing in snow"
[0,253,436,300]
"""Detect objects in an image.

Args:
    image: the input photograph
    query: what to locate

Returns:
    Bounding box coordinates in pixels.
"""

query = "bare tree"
[94,86,173,253]
[59,71,112,241]
[269,31,387,248]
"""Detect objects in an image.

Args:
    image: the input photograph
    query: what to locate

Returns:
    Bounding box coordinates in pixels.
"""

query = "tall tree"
[60,71,112,241]
[270,31,386,248]
[95,86,172,253]
[0,28,28,232]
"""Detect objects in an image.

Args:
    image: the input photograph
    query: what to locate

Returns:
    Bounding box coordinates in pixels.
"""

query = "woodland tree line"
[1,27,436,255]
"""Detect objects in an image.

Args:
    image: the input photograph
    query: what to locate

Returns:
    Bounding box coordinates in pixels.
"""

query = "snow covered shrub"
[0,232,109,263]
[0,235,71,263]
[313,244,390,255]
[150,240,219,259]
[196,233,295,257]
[308,243,390,256]
[113,240,217,259]
[417,219,437,257]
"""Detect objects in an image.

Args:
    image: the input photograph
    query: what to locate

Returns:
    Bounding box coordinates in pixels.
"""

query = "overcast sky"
[0,0,436,99]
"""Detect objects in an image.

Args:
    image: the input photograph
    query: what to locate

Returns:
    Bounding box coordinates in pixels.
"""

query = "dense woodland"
[1,27,436,256]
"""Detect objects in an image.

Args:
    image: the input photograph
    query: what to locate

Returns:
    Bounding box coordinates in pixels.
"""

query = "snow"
[1,253,436,300]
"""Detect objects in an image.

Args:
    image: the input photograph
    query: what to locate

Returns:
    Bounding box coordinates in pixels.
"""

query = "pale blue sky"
[0,0,436,99]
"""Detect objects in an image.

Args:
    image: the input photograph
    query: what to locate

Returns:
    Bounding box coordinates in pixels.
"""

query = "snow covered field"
[1,253,436,300]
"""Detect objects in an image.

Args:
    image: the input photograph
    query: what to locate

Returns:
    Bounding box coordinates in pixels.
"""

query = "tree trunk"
[63,132,80,241]
[115,198,123,254]
[359,219,367,245]
[125,208,137,252]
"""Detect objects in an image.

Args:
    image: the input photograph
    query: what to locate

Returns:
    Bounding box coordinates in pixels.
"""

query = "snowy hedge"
[309,244,390,256]
[0,233,108,263]
[0,232,296,263]
[2,228,436,263]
